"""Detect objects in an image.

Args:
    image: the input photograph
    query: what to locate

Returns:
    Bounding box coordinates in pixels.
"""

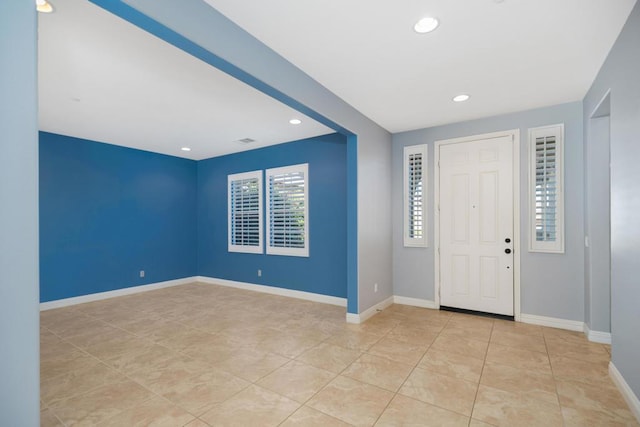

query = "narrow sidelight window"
[404,144,428,247]
[529,124,564,253]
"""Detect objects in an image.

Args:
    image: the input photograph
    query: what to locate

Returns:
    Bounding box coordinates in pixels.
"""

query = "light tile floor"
[40,283,639,426]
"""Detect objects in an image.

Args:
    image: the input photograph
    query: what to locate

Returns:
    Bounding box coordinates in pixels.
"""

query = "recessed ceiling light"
[414,17,439,34]
[453,94,470,102]
[289,119,302,125]
[36,0,54,13]
[181,147,191,152]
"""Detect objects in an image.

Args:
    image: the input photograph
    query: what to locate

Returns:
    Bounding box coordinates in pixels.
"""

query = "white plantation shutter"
[529,125,564,253]
[266,164,309,257]
[404,145,428,247]
[535,135,557,241]
[228,171,263,253]
[408,153,424,238]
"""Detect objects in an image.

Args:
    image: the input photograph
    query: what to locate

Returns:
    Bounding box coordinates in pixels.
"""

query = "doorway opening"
[585,90,612,338]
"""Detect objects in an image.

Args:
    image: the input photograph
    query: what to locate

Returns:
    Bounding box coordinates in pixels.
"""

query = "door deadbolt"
[505,238,511,243]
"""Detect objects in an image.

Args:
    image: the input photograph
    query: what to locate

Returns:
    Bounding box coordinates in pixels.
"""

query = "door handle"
[505,248,512,254]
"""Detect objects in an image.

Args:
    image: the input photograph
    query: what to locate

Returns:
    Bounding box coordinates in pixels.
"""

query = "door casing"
[434,129,521,321]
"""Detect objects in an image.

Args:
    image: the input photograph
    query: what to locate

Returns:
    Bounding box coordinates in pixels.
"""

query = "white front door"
[439,135,514,316]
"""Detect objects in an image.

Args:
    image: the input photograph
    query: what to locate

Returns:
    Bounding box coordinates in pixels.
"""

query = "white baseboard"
[196,276,347,307]
[39,277,197,311]
[393,296,438,309]
[41,275,347,312]
[346,296,394,324]
[583,324,612,344]
[522,315,612,344]
[345,313,361,324]
[347,295,436,323]
[609,362,640,423]
[520,313,584,332]
[362,300,608,344]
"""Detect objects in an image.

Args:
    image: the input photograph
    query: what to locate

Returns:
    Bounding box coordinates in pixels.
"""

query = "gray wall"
[584,0,640,399]
[103,0,393,314]
[0,0,40,425]
[356,127,393,311]
[392,102,585,322]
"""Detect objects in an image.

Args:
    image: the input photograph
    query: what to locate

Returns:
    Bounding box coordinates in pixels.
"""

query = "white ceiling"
[39,0,636,160]
[205,0,636,133]
[37,0,333,160]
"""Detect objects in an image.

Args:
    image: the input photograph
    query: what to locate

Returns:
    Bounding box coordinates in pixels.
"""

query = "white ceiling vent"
[236,138,256,144]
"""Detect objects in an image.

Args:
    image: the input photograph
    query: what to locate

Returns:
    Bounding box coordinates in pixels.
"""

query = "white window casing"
[528,124,564,253]
[228,170,263,254]
[266,163,309,257]
[404,144,428,247]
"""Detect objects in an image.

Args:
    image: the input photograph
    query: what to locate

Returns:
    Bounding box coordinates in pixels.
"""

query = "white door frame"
[434,129,521,321]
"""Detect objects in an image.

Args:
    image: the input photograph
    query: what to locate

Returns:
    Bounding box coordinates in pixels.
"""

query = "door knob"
[505,248,512,254]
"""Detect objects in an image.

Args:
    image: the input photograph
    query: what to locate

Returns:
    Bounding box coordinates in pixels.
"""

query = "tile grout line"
[287,321,393,425]
[46,300,268,423]
[277,314,406,426]
[350,319,406,426]
[468,318,495,426]
[542,328,565,412]
[43,330,170,426]
[369,310,478,425]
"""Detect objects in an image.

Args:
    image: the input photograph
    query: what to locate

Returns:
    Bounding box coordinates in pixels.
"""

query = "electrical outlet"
[139,270,145,278]
[258,269,262,277]
[374,283,378,293]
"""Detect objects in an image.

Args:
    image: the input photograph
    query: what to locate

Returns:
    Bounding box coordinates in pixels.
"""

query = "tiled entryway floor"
[40,283,638,426]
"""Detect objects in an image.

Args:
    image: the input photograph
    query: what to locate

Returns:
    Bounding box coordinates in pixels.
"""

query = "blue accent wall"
[197,133,347,298]
[39,132,198,302]
[92,0,396,316]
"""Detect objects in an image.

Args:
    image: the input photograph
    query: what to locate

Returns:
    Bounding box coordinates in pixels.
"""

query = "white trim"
[513,131,522,322]
[346,296,394,324]
[583,324,612,344]
[528,124,565,253]
[403,144,428,247]
[609,362,640,423]
[434,129,521,318]
[393,296,438,309]
[228,170,264,254]
[520,313,584,331]
[39,277,197,311]
[590,88,612,119]
[346,313,361,324]
[196,276,346,307]
[265,163,309,257]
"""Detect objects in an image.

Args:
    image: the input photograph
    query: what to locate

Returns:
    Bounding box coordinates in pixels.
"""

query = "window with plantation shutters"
[228,170,263,254]
[404,144,428,247]
[529,124,564,253]
[266,164,309,257]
